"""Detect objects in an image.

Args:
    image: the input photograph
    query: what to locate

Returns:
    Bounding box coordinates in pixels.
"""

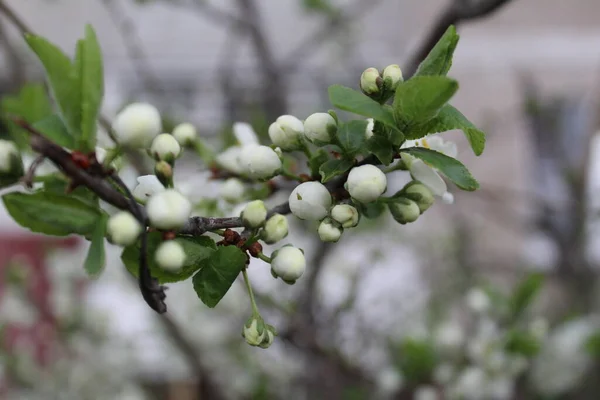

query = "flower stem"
[281,170,304,182]
[300,141,313,159]
[242,269,260,315]
[257,252,272,263]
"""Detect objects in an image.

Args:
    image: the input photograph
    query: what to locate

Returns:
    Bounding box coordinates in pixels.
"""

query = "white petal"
[427,136,458,158]
[410,160,447,196]
[442,192,455,204]
[233,122,259,146]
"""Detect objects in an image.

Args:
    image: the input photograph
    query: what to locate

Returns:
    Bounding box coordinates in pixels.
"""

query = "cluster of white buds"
[241,200,267,228]
[155,240,186,271]
[270,246,306,285]
[112,103,162,148]
[0,139,24,184]
[346,165,387,203]
[106,211,142,246]
[172,123,197,147]
[359,65,403,97]
[146,189,192,230]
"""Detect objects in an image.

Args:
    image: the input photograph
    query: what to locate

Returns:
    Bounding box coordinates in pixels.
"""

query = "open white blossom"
[401,135,457,198]
[132,175,165,202]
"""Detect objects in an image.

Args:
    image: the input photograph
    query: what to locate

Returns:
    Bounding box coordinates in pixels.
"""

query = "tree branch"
[403,0,515,77]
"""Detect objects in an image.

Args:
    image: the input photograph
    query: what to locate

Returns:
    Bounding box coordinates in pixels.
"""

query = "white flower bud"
[241,200,267,228]
[216,146,244,175]
[155,240,186,271]
[0,139,23,184]
[414,385,438,400]
[360,67,381,95]
[242,316,267,346]
[382,64,403,89]
[318,218,343,242]
[289,181,332,221]
[303,113,337,143]
[346,165,387,203]
[154,160,173,187]
[365,118,374,139]
[132,175,165,202]
[388,198,420,224]
[239,145,282,180]
[106,211,142,246]
[150,133,181,162]
[220,178,245,203]
[258,325,277,349]
[268,115,304,150]
[466,288,490,314]
[262,214,288,244]
[172,123,197,147]
[146,189,192,229]
[330,204,359,228]
[112,103,162,148]
[271,246,306,284]
[442,192,455,204]
[403,182,435,213]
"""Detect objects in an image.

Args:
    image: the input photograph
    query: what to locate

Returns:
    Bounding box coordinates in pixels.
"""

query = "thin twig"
[21,154,44,188]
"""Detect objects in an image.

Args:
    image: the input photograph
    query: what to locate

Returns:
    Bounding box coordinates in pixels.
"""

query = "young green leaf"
[338,120,368,157]
[394,338,437,383]
[355,200,386,219]
[84,214,107,277]
[74,25,104,152]
[393,76,458,128]
[2,192,102,236]
[366,136,394,165]
[308,149,330,178]
[192,245,247,308]
[415,25,459,77]
[328,85,396,128]
[415,105,486,156]
[44,176,99,207]
[504,330,541,357]
[24,34,81,138]
[32,114,75,149]
[319,159,353,182]
[121,233,217,284]
[401,147,479,191]
[509,273,545,320]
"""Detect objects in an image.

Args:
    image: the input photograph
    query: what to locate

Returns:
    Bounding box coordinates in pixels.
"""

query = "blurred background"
[1,0,600,399]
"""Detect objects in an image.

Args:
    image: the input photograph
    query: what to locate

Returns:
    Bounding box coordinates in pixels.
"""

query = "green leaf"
[366,136,394,165]
[308,149,330,177]
[44,175,99,207]
[394,337,436,383]
[504,330,540,357]
[192,245,247,308]
[25,33,80,138]
[328,85,396,128]
[415,25,459,77]
[416,105,486,156]
[338,120,368,157]
[2,192,101,236]
[1,84,53,149]
[319,159,353,182]
[74,25,104,152]
[355,200,386,219]
[84,214,107,277]
[402,147,479,191]
[393,76,458,129]
[32,114,75,149]
[121,232,217,284]
[509,273,545,320]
